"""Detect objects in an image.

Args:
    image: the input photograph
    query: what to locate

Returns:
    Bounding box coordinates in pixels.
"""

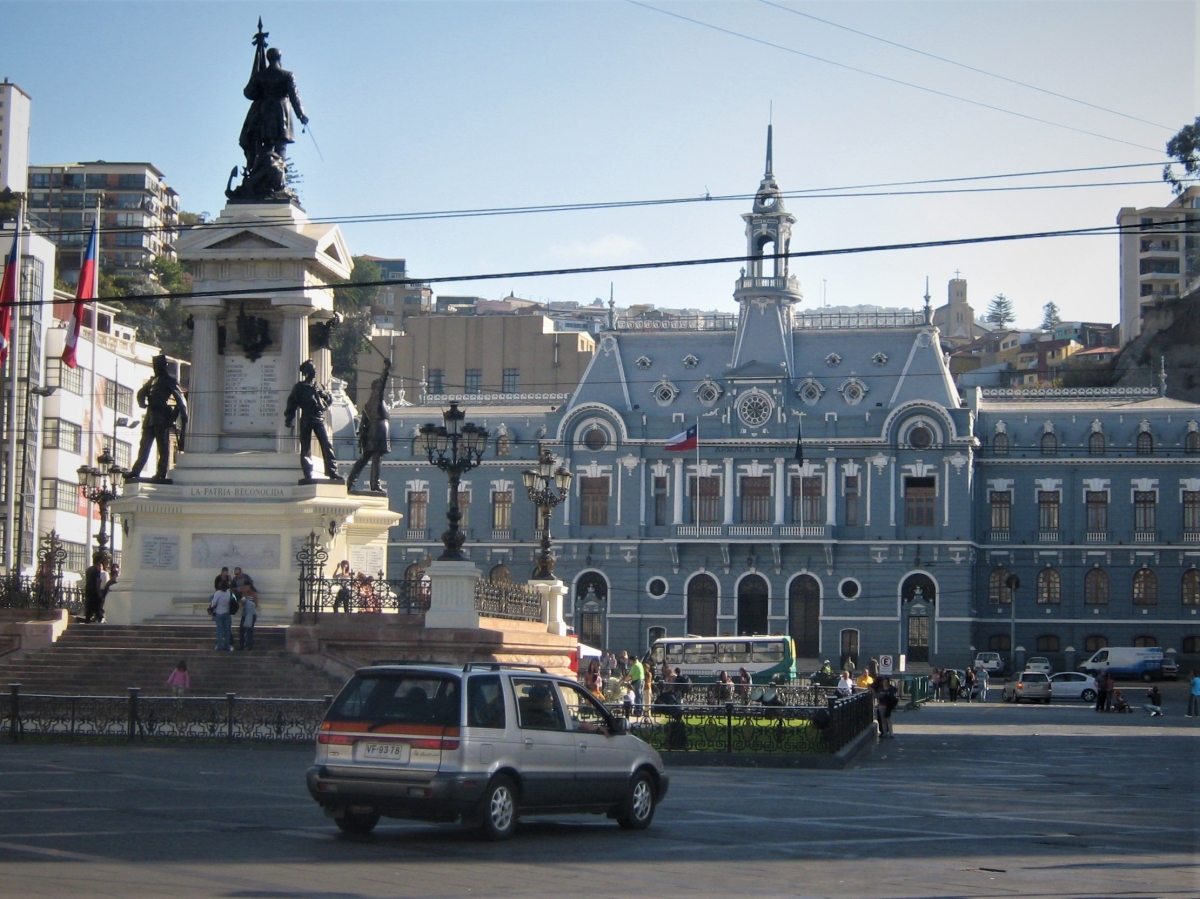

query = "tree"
[330,256,383,397]
[986,293,1016,327]
[0,188,21,224]
[1041,301,1061,330]
[1164,116,1200,195]
[110,256,194,359]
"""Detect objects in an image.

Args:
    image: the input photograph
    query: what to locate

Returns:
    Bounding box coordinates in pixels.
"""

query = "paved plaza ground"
[0,694,1196,899]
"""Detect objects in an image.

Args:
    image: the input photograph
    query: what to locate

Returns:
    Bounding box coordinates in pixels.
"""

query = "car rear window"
[1023,673,1048,682]
[329,673,461,726]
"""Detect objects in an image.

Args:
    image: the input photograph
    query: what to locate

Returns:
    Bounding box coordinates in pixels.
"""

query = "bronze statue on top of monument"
[285,360,344,485]
[226,19,309,203]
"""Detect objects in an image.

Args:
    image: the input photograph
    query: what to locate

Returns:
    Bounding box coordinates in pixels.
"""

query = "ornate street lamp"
[77,449,125,561]
[419,402,488,561]
[522,447,573,579]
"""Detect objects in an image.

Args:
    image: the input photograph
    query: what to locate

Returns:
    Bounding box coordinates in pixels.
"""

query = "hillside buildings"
[1118,185,1200,344]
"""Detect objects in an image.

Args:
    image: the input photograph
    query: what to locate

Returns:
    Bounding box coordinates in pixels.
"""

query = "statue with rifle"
[128,354,188,483]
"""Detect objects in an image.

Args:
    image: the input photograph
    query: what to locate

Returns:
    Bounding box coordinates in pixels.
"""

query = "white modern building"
[1117,186,1200,344]
[0,79,32,194]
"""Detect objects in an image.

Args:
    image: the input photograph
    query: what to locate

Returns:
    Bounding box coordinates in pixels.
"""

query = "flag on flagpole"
[62,216,99,368]
[664,424,698,452]
[0,211,21,371]
[793,417,804,462]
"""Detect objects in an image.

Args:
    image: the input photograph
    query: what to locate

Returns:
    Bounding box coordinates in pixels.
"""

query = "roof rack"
[368,659,459,667]
[462,662,548,673]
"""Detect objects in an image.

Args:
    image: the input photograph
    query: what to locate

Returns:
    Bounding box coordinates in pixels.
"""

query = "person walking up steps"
[209,583,235,651]
[238,586,259,650]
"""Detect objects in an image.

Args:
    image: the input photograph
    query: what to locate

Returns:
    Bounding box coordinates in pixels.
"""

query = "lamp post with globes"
[522,447,572,579]
[419,403,488,562]
[77,449,126,561]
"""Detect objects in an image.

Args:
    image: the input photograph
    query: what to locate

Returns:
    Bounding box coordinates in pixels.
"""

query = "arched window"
[1183,635,1200,654]
[988,567,1013,604]
[1137,431,1154,455]
[992,433,1009,456]
[1088,432,1105,456]
[789,574,821,657]
[403,563,431,606]
[686,574,718,637]
[1036,567,1061,604]
[1084,634,1108,653]
[988,634,1011,652]
[1084,568,1109,605]
[488,563,512,582]
[575,573,608,649]
[1133,568,1158,605]
[737,574,769,637]
[1036,634,1060,653]
[1041,432,1058,456]
[1187,431,1200,455]
[1133,634,1158,648]
[1183,569,1200,606]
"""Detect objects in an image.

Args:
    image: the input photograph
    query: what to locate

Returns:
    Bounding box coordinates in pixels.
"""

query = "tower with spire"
[730,125,802,377]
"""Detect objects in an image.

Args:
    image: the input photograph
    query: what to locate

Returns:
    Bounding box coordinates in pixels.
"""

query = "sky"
[4,1,1196,328]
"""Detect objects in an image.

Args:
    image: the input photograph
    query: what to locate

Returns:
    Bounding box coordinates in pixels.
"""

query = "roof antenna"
[1159,355,1168,395]
[607,282,616,330]
[923,276,933,324]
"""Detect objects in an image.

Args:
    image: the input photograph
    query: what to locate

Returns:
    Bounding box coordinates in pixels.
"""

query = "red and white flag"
[62,216,99,368]
[0,211,21,371]
[664,424,698,452]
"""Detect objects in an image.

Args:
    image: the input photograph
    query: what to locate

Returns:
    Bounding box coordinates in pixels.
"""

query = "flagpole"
[85,200,100,555]
[4,206,22,571]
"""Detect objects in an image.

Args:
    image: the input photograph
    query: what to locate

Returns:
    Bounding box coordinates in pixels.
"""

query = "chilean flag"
[664,424,697,452]
[62,217,99,368]
[0,211,20,371]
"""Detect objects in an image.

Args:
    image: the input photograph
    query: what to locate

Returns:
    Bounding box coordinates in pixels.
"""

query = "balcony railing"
[675,525,724,537]
[1086,532,1109,543]
[671,524,830,539]
[793,310,924,330]
[735,275,801,292]
[728,525,774,536]
[1038,531,1060,543]
[779,525,827,538]
[405,529,429,541]
[1133,531,1158,543]
[989,530,1010,543]
[490,529,513,541]
[1184,531,1200,544]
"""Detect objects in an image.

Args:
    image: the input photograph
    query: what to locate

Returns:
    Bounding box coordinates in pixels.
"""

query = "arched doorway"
[788,574,821,657]
[686,574,718,636]
[575,572,607,649]
[737,574,769,636]
[901,573,936,663]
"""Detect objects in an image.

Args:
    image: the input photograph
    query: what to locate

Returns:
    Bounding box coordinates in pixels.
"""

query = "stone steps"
[0,624,344,698]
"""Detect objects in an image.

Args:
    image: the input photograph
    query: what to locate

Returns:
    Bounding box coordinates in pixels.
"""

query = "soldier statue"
[128,354,188,483]
[284,359,342,483]
[346,360,392,494]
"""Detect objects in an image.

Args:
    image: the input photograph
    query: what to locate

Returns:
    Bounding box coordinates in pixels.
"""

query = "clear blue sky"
[5,1,1195,326]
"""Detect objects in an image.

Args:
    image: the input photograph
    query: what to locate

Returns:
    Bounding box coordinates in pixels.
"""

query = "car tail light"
[317,734,356,745]
[409,738,460,751]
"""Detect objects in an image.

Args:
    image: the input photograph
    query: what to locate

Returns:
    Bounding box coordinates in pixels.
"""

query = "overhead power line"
[757,0,1175,132]
[625,0,1165,153]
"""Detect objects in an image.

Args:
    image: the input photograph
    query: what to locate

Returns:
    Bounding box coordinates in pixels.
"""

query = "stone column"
[188,305,223,454]
[278,306,310,451]
[723,458,735,525]
[826,458,837,525]
[673,458,684,525]
[424,559,482,629]
[774,457,786,525]
[529,578,569,636]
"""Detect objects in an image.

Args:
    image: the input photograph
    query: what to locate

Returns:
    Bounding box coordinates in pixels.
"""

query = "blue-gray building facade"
[374,138,1200,672]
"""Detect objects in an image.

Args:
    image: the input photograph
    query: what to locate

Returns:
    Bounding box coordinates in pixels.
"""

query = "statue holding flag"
[227,19,309,203]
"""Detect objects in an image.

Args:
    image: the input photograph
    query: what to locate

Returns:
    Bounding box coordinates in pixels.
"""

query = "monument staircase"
[0,623,344,698]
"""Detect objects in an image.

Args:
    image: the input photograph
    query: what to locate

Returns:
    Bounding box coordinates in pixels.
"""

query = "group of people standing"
[80,554,119,624]
[208,566,259,651]
[929,666,989,703]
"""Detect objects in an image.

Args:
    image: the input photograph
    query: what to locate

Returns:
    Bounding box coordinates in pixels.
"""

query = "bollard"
[8,683,20,743]
[127,687,140,743]
[226,693,237,743]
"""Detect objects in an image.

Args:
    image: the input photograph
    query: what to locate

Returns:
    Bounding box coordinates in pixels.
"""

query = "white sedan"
[1049,671,1098,702]
[1025,657,1053,675]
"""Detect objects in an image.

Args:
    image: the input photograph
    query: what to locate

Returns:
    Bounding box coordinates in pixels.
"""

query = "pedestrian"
[232,566,255,593]
[100,562,119,618]
[837,670,854,697]
[214,566,231,591]
[238,585,258,650]
[627,654,645,716]
[874,677,897,739]
[584,658,604,699]
[617,651,630,677]
[1143,685,1164,717]
[1111,688,1130,713]
[717,670,735,703]
[332,560,352,612]
[736,666,751,699]
[167,660,190,698]
[855,667,874,691]
[1188,671,1200,718]
[947,669,961,703]
[976,666,989,703]
[930,668,941,701]
[81,554,109,624]
[1095,668,1109,712]
[964,667,977,702]
[600,652,615,678]
[209,582,235,651]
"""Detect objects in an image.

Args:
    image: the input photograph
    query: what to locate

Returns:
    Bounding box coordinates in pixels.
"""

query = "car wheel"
[334,808,380,835]
[1044,697,1052,705]
[1081,689,1097,703]
[478,775,518,841]
[1143,673,1153,683]
[618,770,656,830]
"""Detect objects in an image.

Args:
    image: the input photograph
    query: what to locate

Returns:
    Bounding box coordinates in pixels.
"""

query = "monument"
[106,21,399,626]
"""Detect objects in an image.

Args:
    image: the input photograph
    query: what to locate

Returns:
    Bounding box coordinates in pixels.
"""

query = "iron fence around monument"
[295,531,430,615]
[2,684,333,744]
[473,577,543,622]
[0,532,85,616]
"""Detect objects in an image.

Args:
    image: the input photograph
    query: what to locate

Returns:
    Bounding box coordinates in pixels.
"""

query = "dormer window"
[682,354,699,369]
[634,355,651,370]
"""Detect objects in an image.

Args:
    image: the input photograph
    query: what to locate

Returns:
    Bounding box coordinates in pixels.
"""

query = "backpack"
[228,593,240,615]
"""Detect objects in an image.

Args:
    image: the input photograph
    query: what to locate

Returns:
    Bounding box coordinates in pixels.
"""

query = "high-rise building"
[359,256,432,329]
[1117,186,1200,344]
[0,80,32,194]
[26,161,180,283]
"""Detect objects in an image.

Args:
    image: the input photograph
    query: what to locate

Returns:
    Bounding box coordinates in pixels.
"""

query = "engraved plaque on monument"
[223,355,281,432]
[141,534,180,570]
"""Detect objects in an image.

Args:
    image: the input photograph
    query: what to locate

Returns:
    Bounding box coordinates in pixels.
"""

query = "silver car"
[307,663,669,840]
[1002,671,1052,704]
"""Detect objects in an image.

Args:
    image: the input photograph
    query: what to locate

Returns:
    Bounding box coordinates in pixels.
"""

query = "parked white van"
[1078,647,1164,681]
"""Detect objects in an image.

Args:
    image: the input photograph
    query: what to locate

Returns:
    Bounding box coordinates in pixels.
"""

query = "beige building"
[931,276,987,346]
[358,314,596,408]
[1117,185,1200,344]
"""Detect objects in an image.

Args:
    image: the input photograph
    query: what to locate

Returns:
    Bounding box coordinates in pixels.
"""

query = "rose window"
[737,391,773,427]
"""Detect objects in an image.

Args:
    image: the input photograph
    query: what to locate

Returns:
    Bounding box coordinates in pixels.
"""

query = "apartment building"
[359,255,432,329]
[1117,186,1200,344]
[26,161,180,283]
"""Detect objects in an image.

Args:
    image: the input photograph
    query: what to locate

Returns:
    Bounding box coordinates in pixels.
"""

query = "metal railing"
[3,684,332,744]
[473,577,542,622]
[295,532,430,615]
[793,310,925,330]
[0,532,85,616]
[605,690,873,754]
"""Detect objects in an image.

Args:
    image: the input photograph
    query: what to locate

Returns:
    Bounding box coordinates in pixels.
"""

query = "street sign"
[879,654,894,675]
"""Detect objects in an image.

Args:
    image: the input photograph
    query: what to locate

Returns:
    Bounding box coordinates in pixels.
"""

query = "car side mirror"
[612,717,628,736]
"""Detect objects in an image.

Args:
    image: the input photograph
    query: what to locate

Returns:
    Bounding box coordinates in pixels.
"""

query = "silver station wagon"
[307,663,669,840]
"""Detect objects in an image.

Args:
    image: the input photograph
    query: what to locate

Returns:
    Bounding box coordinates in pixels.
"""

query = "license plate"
[357,741,411,764]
